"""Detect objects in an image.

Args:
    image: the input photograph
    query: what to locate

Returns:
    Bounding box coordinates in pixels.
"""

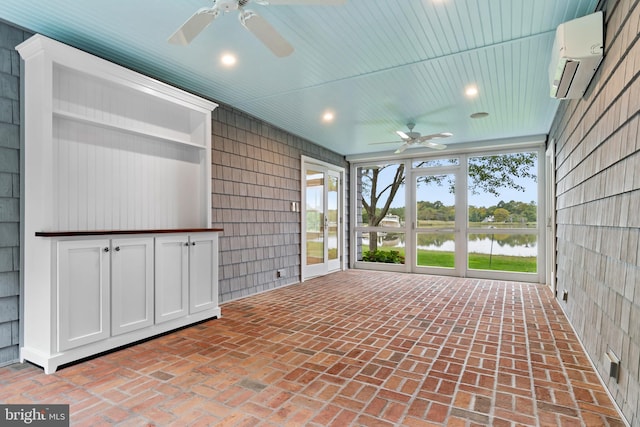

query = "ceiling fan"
[168,0,347,57]
[373,123,452,154]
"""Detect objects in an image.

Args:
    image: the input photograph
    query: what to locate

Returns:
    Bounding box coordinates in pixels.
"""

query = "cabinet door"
[58,239,110,351]
[111,238,154,335]
[189,233,219,314]
[155,235,189,323]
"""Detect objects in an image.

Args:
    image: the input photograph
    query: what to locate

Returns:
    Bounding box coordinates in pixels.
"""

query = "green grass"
[367,247,536,273]
[467,252,536,272]
[417,250,454,268]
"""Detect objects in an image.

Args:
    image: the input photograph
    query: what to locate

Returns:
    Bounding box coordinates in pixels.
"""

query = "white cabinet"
[58,237,154,350]
[58,239,111,351]
[155,236,189,323]
[22,231,221,374]
[155,233,219,323]
[110,238,154,336]
[17,35,221,374]
[189,234,219,314]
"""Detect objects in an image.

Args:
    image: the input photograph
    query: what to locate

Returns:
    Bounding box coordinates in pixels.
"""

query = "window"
[351,148,544,282]
[355,163,406,265]
[467,152,538,273]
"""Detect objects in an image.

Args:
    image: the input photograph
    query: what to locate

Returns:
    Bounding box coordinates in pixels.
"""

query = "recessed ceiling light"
[470,112,489,119]
[221,53,237,66]
[322,111,335,123]
[465,85,479,97]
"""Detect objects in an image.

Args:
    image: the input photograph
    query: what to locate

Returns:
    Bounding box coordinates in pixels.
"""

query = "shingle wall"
[0,21,30,366]
[210,104,349,302]
[549,0,640,424]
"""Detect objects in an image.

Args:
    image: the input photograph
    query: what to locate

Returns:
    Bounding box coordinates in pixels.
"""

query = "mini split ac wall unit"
[549,11,604,99]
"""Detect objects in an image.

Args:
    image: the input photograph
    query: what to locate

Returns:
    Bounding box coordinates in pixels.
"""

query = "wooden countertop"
[36,228,224,237]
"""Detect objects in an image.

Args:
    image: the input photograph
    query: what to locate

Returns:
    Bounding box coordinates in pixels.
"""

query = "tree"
[359,153,537,252]
[493,208,510,222]
[360,164,405,252]
[468,153,537,196]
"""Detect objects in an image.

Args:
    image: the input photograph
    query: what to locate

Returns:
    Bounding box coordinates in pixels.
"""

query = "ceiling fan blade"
[395,130,410,140]
[240,10,294,57]
[420,141,447,150]
[369,140,403,145]
[430,132,453,139]
[394,143,410,154]
[168,7,220,45]
[256,0,347,5]
[417,132,453,142]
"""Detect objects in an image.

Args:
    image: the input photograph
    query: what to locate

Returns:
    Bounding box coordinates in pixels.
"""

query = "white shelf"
[53,109,206,149]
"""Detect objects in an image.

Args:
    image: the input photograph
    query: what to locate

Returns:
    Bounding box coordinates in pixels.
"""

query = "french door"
[411,168,465,276]
[302,158,344,280]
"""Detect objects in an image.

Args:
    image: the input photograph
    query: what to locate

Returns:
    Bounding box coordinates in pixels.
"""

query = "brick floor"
[0,271,626,426]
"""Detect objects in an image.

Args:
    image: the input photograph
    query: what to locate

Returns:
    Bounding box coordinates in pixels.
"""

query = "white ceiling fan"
[168,0,347,57]
[373,123,452,154]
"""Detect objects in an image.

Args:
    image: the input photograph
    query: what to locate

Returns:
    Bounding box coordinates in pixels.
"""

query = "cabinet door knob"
[104,247,110,252]
[191,242,196,246]
[185,242,189,246]
[115,246,120,252]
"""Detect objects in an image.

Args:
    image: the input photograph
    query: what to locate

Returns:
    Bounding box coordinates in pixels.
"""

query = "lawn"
[367,247,536,273]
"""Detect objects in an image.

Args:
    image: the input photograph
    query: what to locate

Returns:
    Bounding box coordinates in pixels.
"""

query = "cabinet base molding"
[20,308,220,374]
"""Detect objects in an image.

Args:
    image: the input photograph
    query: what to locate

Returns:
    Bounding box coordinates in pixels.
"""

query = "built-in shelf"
[52,110,206,149]
[17,34,220,374]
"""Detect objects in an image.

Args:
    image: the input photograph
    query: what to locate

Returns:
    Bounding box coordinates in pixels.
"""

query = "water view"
[361,232,537,257]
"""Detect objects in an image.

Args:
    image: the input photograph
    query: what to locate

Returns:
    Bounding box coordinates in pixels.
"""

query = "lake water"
[362,233,537,257]
[417,238,537,257]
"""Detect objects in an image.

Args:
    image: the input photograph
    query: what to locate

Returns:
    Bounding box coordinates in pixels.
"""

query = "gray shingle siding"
[549,1,640,424]
[0,20,28,367]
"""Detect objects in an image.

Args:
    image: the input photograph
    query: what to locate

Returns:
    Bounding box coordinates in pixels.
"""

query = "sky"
[370,157,539,209]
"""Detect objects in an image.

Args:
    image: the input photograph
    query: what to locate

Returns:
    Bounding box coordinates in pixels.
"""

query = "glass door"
[302,159,344,280]
[327,170,341,272]
[412,170,463,276]
[305,167,325,277]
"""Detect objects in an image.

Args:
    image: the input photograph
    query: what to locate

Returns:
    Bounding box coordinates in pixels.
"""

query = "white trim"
[301,156,346,281]
[545,140,557,291]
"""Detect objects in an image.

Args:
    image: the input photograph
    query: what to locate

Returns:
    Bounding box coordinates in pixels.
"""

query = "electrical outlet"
[606,349,620,383]
[277,270,285,278]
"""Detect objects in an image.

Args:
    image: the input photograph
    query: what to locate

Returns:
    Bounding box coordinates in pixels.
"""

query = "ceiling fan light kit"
[169,0,347,57]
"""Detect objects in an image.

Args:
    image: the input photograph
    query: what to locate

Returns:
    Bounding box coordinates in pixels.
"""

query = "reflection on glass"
[306,169,323,266]
[467,233,537,273]
[416,233,455,268]
[356,231,405,264]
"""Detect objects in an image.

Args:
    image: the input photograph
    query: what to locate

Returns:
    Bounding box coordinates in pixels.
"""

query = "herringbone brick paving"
[0,271,625,426]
